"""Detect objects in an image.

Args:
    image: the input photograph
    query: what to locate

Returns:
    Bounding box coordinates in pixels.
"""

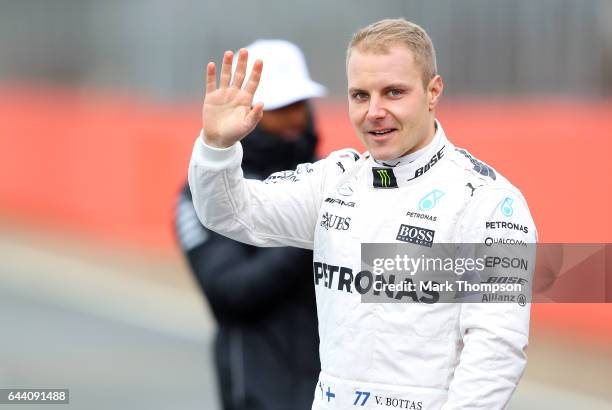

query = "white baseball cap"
[235,39,327,111]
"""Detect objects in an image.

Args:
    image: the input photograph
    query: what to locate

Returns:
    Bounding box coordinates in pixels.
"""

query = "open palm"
[202,49,264,148]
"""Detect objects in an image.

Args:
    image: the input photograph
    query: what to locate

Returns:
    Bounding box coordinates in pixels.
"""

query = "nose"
[366,97,386,121]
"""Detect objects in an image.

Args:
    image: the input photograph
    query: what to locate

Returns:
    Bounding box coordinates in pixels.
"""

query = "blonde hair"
[347,18,437,88]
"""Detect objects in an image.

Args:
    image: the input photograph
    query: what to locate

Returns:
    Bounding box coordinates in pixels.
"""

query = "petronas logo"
[372,167,398,188]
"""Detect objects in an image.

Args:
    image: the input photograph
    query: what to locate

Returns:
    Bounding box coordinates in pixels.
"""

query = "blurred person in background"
[189,19,537,409]
[175,39,325,410]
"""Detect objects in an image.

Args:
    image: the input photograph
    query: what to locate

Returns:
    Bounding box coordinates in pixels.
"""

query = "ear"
[427,75,444,111]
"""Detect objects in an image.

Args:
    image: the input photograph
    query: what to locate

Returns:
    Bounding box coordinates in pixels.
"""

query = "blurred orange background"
[1,85,611,348]
[2,1,612,407]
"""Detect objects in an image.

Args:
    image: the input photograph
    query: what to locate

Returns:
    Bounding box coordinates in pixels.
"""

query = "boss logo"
[396,224,435,247]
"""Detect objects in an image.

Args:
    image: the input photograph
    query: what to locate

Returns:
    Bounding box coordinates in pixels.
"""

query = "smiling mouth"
[368,129,396,137]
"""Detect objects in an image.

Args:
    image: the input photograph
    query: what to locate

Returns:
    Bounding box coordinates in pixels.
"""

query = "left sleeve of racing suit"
[442,188,537,410]
[188,135,326,249]
[188,133,357,249]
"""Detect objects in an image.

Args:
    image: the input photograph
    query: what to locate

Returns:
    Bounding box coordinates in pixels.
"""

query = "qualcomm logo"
[500,197,514,217]
[419,189,445,211]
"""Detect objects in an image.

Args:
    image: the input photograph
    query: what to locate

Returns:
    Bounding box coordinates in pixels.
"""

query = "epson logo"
[396,224,435,247]
[325,197,355,207]
[484,256,529,271]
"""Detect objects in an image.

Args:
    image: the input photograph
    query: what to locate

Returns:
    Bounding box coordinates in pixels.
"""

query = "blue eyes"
[351,89,403,101]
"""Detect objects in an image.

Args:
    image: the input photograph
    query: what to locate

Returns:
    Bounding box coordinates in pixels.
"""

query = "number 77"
[353,391,370,406]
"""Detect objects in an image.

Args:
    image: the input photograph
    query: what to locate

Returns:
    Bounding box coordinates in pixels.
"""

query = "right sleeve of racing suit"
[188,133,331,250]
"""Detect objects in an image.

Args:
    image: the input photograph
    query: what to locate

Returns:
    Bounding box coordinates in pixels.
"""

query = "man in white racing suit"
[189,19,537,410]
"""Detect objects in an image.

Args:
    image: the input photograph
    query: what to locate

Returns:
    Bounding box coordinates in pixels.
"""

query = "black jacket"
[175,120,320,410]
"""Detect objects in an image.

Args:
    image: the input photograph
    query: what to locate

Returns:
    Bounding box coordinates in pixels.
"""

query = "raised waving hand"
[202,49,264,148]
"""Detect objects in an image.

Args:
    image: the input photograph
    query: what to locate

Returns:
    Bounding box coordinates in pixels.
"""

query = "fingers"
[210,49,260,94]
[244,59,263,95]
[205,62,216,94]
[246,102,264,127]
[231,48,248,88]
[219,50,233,88]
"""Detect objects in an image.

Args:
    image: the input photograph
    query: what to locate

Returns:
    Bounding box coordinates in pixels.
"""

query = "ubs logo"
[320,212,351,231]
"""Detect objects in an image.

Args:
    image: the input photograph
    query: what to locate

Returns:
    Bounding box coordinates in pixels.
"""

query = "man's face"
[347,45,443,161]
[259,100,309,141]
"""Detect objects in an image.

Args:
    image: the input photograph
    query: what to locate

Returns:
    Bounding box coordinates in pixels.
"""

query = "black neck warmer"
[241,111,318,179]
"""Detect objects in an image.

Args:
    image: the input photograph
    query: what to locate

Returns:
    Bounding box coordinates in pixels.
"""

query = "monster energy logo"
[372,167,398,188]
[378,170,391,186]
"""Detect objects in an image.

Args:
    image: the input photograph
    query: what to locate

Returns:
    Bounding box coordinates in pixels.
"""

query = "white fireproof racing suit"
[188,121,537,410]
